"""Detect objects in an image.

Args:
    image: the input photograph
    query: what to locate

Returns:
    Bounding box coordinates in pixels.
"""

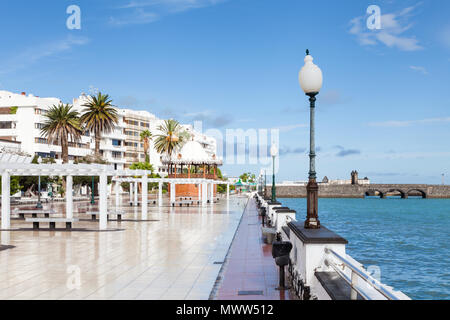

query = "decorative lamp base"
[305,179,320,229]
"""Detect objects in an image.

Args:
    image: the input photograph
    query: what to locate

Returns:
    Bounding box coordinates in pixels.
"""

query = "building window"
[112,151,122,158]
[34,108,47,115]
[125,152,138,158]
[35,137,48,144]
[35,123,45,129]
[112,139,121,146]
[125,130,138,136]
[125,142,138,147]
[0,121,13,129]
[141,122,149,128]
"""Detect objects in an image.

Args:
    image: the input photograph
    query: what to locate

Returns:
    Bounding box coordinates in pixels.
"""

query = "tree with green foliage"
[126,162,162,192]
[80,92,118,158]
[140,130,153,163]
[40,104,83,163]
[154,119,186,173]
[0,176,21,196]
[129,162,154,172]
[239,172,256,183]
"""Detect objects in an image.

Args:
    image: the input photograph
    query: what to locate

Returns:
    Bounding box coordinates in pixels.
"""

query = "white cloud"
[349,4,423,51]
[0,36,89,75]
[111,0,226,26]
[109,8,159,25]
[273,124,307,132]
[409,65,428,75]
[369,117,450,127]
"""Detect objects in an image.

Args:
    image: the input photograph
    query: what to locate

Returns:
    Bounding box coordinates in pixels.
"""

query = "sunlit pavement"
[0,196,248,300]
[214,198,296,300]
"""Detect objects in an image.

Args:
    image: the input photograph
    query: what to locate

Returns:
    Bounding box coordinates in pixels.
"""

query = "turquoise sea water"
[280,197,450,300]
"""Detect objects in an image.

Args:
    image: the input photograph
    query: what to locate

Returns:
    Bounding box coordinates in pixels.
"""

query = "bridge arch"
[407,189,427,199]
[388,189,407,199]
[364,189,385,198]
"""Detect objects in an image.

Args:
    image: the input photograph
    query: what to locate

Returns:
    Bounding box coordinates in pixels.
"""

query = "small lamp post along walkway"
[299,49,323,229]
[36,156,43,209]
[271,144,278,202]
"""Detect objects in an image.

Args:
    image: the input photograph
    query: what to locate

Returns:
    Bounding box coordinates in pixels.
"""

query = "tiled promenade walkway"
[0,196,247,300]
[214,198,296,300]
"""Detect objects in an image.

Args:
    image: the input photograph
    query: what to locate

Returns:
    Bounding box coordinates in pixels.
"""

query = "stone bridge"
[265,184,450,199]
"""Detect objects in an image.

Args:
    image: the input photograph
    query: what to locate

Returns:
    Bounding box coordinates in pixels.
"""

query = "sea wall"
[265,184,450,198]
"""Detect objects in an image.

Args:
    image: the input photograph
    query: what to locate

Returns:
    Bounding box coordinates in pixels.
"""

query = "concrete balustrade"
[253,191,409,300]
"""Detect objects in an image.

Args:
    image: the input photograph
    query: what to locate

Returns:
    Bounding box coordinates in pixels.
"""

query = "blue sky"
[0,0,449,183]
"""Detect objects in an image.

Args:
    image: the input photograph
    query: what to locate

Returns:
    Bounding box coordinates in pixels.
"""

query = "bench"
[13,209,57,219]
[86,211,126,221]
[25,218,79,230]
[172,200,198,207]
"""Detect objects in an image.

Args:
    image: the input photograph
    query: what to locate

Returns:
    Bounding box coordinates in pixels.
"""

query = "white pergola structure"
[0,163,230,231]
[112,177,230,209]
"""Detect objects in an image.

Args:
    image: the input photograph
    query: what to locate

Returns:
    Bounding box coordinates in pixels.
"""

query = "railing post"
[351,271,358,300]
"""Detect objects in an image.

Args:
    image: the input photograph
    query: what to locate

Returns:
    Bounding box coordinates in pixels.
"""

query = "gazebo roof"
[162,140,223,165]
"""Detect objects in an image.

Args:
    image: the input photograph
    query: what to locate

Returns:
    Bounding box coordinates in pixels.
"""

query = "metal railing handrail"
[324,248,399,300]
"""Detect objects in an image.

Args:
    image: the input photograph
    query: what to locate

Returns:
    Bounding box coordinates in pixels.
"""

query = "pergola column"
[115,181,120,208]
[142,175,148,219]
[134,182,138,206]
[66,175,73,219]
[99,172,108,230]
[202,182,207,206]
[198,184,201,202]
[209,182,214,204]
[170,183,176,205]
[1,171,11,229]
[158,181,163,207]
[129,182,133,206]
[227,183,230,200]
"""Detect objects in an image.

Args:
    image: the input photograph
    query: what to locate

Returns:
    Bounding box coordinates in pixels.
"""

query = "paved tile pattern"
[0,196,247,300]
[214,198,296,300]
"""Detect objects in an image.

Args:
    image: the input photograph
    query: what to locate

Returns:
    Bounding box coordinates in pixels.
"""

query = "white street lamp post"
[299,49,323,229]
[270,144,278,202]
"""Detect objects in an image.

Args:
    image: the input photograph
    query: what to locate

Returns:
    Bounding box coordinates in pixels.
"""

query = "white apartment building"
[0,90,218,173]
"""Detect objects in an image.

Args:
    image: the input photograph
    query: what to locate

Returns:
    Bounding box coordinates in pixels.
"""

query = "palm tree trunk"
[95,130,101,157]
[61,135,69,164]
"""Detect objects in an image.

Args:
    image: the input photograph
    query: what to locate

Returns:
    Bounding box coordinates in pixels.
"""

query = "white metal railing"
[324,248,400,300]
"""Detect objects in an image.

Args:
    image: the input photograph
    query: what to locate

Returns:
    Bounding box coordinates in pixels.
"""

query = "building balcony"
[0,129,18,137]
[0,114,18,122]
[100,143,127,152]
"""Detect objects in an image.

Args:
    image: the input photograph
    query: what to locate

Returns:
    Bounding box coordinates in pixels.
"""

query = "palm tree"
[80,93,118,158]
[140,129,153,163]
[40,104,83,163]
[154,119,185,174]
